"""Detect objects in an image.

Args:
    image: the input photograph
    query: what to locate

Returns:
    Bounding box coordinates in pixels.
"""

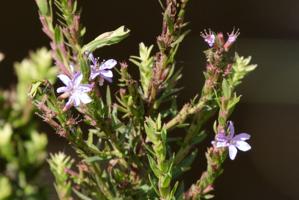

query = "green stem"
[92,164,116,200]
[174,105,216,164]
[165,98,207,131]
[148,0,190,105]
[186,97,232,199]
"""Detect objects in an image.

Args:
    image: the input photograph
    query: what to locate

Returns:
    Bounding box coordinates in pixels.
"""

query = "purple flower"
[227,28,240,43]
[224,28,240,51]
[200,29,215,47]
[57,72,93,110]
[88,52,117,86]
[212,121,251,160]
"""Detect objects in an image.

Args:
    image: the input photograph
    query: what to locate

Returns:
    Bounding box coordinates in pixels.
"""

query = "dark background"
[1,0,299,199]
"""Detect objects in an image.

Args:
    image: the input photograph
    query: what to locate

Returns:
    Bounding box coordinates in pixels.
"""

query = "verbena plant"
[0,49,56,200]
[32,0,257,199]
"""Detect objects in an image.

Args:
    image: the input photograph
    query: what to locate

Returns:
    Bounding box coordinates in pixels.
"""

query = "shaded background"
[0,0,298,199]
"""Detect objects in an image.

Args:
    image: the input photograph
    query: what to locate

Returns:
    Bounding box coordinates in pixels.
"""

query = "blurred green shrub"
[0,48,56,200]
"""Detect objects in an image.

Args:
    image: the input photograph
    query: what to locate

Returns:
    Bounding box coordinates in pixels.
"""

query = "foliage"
[0,48,55,199]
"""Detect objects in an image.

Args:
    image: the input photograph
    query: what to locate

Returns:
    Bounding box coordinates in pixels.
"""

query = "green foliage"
[49,153,74,200]
[0,176,12,200]
[230,53,257,87]
[130,43,154,99]
[145,115,177,200]
[14,48,56,111]
[0,124,14,161]
[0,48,55,200]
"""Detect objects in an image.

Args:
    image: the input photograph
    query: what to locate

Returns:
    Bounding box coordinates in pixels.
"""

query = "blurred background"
[0,0,298,199]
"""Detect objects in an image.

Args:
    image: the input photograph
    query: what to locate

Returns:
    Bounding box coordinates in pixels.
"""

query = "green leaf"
[29,81,42,98]
[160,173,172,188]
[139,184,152,193]
[191,130,207,146]
[106,86,112,107]
[213,121,218,134]
[175,182,185,200]
[204,194,215,199]
[148,174,160,196]
[82,26,130,52]
[83,156,111,163]
[87,131,94,146]
[175,123,189,128]
[222,79,231,99]
[173,150,198,178]
[148,155,160,178]
[157,114,162,130]
[35,0,49,15]
[73,188,93,200]
[54,26,63,44]
[106,85,112,117]
[144,120,158,143]
[169,181,179,199]
[0,124,13,146]
[166,15,175,34]
[171,30,190,48]
[227,93,241,111]
[0,176,12,199]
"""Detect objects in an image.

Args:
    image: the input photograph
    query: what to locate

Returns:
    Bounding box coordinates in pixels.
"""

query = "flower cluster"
[201,28,240,51]
[212,121,251,160]
[57,52,116,110]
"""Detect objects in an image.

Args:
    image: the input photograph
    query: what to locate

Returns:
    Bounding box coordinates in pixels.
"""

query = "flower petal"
[58,74,71,86]
[90,70,100,80]
[228,145,238,160]
[72,95,81,107]
[227,121,235,138]
[234,133,251,141]
[88,52,97,65]
[57,86,68,93]
[73,72,83,87]
[78,84,93,93]
[215,132,228,143]
[103,77,112,83]
[215,141,228,148]
[100,59,117,70]
[205,35,215,47]
[236,141,251,152]
[79,93,92,104]
[100,70,113,78]
[65,97,74,110]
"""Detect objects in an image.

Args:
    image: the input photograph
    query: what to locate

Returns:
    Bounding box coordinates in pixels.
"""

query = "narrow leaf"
[82,26,130,52]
